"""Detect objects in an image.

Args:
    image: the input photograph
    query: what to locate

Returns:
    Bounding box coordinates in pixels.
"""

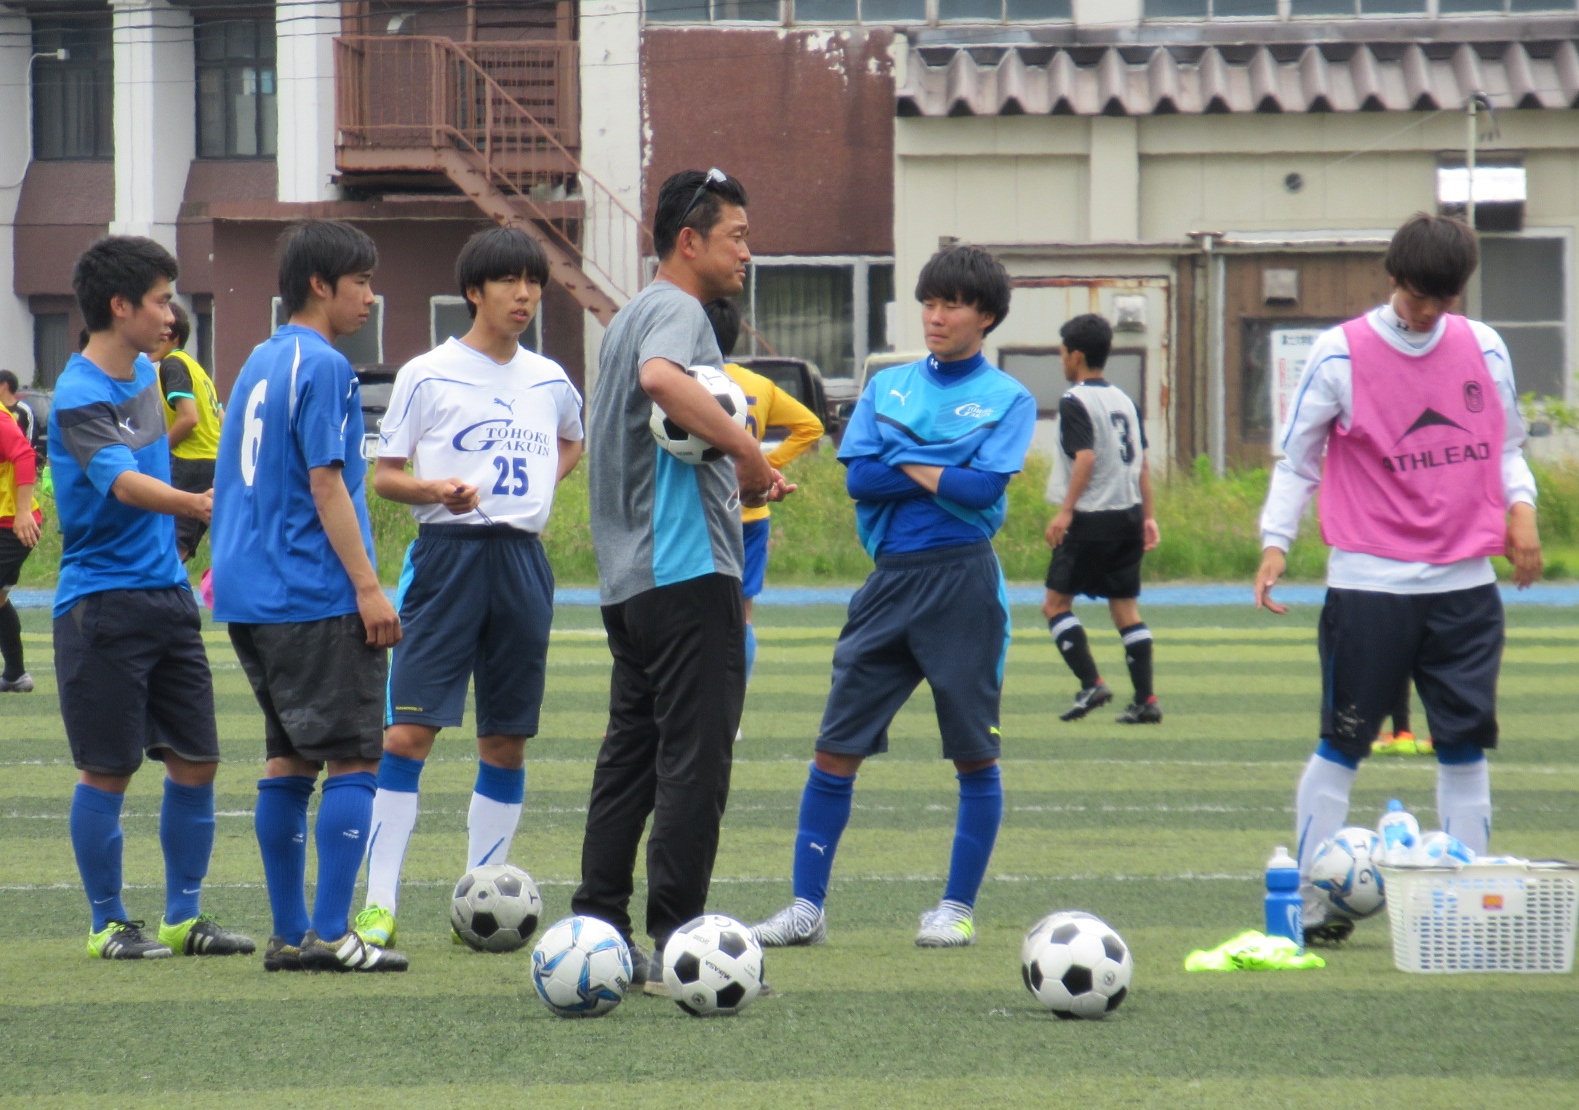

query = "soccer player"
[51,236,252,959]
[357,226,584,950]
[210,220,406,972]
[1255,213,1542,945]
[702,297,824,722]
[153,302,223,561]
[1042,313,1162,724]
[573,168,789,990]
[0,390,41,692]
[0,369,36,445]
[753,244,1035,949]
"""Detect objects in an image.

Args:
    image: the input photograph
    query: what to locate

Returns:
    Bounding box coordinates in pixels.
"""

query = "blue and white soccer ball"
[448,863,543,953]
[530,915,633,1018]
[1309,827,1386,919]
[649,365,749,465]
[661,914,765,1017]
[1021,911,1133,1020]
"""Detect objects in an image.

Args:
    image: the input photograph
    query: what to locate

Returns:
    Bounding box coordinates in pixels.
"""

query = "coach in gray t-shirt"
[572,169,790,982]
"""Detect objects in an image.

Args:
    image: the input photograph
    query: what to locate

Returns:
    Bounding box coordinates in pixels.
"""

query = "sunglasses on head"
[680,167,728,223]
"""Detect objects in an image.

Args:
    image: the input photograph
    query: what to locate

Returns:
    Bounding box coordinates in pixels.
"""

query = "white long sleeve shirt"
[1259,304,1537,595]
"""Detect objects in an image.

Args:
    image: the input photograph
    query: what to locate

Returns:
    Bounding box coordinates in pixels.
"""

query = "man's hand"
[734,449,774,506]
[1142,516,1161,552]
[357,584,401,648]
[1507,502,1542,589]
[187,489,214,525]
[434,479,480,516]
[1045,508,1074,548]
[12,514,39,548]
[1254,546,1288,615]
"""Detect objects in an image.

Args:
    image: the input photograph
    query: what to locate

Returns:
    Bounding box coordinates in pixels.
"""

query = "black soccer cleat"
[1303,915,1355,948]
[263,935,304,972]
[1059,681,1114,722]
[1116,697,1163,725]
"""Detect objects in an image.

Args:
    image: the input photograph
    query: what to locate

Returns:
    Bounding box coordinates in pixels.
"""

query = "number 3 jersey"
[377,337,583,533]
[1047,379,1145,513]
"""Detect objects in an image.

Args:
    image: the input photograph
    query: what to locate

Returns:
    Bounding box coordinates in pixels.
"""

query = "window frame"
[270,296,386,368]
[1466,228,1572,404]
[194,14,278,160]
[30,15,114,161]
[738,255,895,379]
[644,0,1073,25]
[429,294,543,353]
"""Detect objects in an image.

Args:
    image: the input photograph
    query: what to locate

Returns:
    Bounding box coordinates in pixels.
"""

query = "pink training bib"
[1318,313,1506,564]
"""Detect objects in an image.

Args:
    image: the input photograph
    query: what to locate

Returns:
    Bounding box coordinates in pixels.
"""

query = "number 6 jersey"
[1046,379,1145,513]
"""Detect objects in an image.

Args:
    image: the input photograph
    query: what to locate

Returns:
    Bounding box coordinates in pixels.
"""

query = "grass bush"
[14,453,1579,588]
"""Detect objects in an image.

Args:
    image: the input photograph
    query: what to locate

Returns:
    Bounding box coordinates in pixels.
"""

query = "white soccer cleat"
[916,900,976,947]
[750,899,827,947]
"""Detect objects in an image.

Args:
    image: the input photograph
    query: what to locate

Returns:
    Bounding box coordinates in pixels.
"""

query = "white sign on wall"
[1269,328,1325,456]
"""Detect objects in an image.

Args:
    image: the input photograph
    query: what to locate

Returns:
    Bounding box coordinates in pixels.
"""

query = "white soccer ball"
[1310,826,1386,919]
[1021,912,1133,1020]
[448,863,543,953]
[530,915,633,1018]
[649,365,749,464]
[661,913,765,1017]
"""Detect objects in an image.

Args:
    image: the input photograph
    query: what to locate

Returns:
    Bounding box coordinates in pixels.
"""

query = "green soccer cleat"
[87,919,173,960]
[354,905,397,947]
[158,913,257,956]
[298,929,409,972]
[915,900,976,948]
[263,935,303,972]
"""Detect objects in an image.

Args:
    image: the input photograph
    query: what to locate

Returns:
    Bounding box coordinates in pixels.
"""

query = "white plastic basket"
[1380,860,1579,974]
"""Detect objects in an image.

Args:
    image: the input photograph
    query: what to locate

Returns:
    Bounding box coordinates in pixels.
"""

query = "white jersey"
[378,337,584,533]
[1259,305,1536,595]
[1045,379,1144,512]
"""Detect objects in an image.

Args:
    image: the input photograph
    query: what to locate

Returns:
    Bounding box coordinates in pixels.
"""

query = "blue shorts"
[387,525,554,736]
[816,540,1008,762]
[1318,584,1503,761]
[741,517,770,599]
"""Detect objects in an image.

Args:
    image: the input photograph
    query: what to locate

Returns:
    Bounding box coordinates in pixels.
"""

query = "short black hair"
[72,236,180,333]
[0,370,18,393]
[1060,313,1113,371]
[277,220,378,318]
[914,245,1011,334]
[702,298,742,358]
[653,169,750,260]
[167,301,191,349]
[456,226,551,318]
[1385,213,1479,300]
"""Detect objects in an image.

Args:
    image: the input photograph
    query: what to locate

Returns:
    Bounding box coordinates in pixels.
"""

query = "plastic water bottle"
[1264,845,1302,949]
[1412,830,1476,868]
[1376,799,1420,865]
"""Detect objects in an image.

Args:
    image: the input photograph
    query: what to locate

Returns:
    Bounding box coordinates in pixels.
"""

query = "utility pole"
[1465,91,1492,229]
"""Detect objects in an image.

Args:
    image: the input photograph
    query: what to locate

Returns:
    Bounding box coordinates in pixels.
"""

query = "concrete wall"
[0,16,34,382]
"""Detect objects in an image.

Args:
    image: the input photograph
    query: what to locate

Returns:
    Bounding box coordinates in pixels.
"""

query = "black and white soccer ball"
[649,365,749,464]
[1310,826,1386,919]
[1021,911,1133,1020]
[448,863,543,953]
[530,915,632,1018]
[661,914,765,1017]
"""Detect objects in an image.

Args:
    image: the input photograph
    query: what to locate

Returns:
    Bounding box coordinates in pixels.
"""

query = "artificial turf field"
[2,600,1577,1109]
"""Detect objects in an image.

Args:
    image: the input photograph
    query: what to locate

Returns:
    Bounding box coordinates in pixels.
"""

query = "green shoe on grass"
[354,905,397,947]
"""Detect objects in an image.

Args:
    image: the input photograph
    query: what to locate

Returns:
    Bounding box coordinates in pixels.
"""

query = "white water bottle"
[1377,799,1420,865]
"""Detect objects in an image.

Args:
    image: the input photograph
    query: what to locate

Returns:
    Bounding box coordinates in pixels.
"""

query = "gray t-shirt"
[588,280,743,605]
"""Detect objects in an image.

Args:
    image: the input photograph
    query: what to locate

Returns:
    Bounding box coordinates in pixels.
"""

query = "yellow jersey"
[722,363,824,523]
[161,349,223,461]
[0,407,40,525]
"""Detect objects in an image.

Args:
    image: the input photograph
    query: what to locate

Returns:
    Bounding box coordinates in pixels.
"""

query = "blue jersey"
[48,354,187,616]
[210,325,375,624]
[838,354,1036,556]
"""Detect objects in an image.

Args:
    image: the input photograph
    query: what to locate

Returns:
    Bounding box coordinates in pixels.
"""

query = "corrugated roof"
[896,41,1579,117]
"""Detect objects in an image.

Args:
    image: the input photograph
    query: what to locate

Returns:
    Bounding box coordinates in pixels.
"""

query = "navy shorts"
[55,587,219,776]
[817,540,1008,762]
[387,524,554,736]
[741,518,770,599]
[1045,507,1144,600]
[229,614,387,764]
[1318,584,1503,762]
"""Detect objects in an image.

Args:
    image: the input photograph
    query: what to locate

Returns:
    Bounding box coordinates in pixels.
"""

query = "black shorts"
[817,540,1008,762]
[169,456,215,558]
[54,587,219,776]
[387,525,554,736]
[0,528,34,589]
[1045,507,1144,600]
[1318,584,1503,762]
[229,613,387,764]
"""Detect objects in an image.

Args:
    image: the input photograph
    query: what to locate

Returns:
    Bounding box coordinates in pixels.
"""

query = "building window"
[196,17,277,158]
[646,0,1071,22]
[646,0,782,21]
[733,259,892,378]
[430,296,542,352]
[272,297,384,368]
[33,313,71,388]
[1475,235,1568,400]
[32,19,113,160]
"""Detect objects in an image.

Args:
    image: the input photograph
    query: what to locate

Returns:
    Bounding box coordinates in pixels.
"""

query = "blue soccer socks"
[744,622,758,685]
[70,783,127,932]
[943,764,1003,909]
[313,771,376,941]
[468,761,525,870]
[160,779,215,925]
[365,754,424,912]
[791,765,856,908]
[256,775,315,946]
